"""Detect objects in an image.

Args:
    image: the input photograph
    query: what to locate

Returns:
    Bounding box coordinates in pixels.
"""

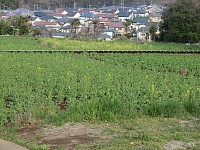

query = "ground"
[17,123,109,150]
[11,117,200,150]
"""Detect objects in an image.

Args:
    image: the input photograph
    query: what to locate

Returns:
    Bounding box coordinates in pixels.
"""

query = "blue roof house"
[80,12,99,20]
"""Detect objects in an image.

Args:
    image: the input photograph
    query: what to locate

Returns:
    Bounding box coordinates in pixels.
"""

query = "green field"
[0,36,200,50]
[0,52,200,149]
[0,37,200,149]
[1,53,199,125]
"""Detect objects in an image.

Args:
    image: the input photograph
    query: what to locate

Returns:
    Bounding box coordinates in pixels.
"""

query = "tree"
[149,26,157,41]
[92,19,99,38]
[10,16,31,36]
[0,16,31,36]
[159,0,200,43]
[71,18,80,36]
[123,19,131,35]
[31,28,42,37]
[0,0,19,9]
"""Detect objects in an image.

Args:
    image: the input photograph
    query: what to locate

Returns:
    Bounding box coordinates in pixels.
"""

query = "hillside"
[1,0,175,10]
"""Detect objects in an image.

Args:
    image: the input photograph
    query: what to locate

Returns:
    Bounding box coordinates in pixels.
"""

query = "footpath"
[0,139,29,150]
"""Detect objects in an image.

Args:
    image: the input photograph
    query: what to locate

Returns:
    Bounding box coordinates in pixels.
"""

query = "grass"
[0,117,199,149]
[0,36,200,50]
[0,36,51,50]
[42,38,200,50]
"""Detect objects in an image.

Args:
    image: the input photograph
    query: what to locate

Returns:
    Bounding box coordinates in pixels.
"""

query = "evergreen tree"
[159,0,200,43]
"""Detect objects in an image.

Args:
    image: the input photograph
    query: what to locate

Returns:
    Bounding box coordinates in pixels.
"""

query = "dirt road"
[0,139,29,150]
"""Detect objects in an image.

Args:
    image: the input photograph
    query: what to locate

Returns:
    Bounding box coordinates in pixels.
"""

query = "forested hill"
[1,0,171,10]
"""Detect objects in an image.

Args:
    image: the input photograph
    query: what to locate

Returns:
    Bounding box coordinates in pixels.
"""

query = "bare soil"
[17,123,108,150]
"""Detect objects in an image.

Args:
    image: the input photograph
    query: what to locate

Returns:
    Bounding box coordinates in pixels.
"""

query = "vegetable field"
[0,53,199,126]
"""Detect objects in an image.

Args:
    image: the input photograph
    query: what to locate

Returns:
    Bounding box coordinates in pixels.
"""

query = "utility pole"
[74,1,77,8]
[36,4,39,11]
[112,0,115,7]
[121,0,125,11]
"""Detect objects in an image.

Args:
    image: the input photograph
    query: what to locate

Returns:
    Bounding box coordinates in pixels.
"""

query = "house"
[98,18,109,27]
[33,12,47,18]
[101,9,119,15]
[1,12,17,20]
[55,8,68,16]
[80,12,99,21]
[106,21,126,35]
[117,12,133,22]
[147,4,163,14]
[32,21,61,30]
[42,30,72,38]
[52,32,72,38]
[56,17,70,24]
[98,14,117,21]
[149,13,162,23]
[137,10,149,17]
[78,9,90,15]
[60,25,73,33]
[131,17,149,24]
[136,26,151,42]
[137,5,148,10]
[65,8,79,18]
[40,15,56,22]
[30,17,42,25]
[13,8,32,17]
[99,29,118,40]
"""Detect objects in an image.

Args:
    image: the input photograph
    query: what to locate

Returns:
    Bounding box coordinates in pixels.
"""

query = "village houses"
[1,3,163,41]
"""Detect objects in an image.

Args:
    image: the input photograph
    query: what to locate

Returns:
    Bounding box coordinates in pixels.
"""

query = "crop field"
[1,36,200,51]
[0,36,200,149]
[0,53,199,126]
[0,52,200,149]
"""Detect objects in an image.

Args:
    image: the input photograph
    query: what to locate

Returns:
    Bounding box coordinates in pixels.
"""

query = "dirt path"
[0,139,29,150]
[17,123,108,150]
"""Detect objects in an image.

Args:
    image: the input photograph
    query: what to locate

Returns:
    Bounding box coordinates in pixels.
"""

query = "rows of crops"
[1,36,200,51]
[0,52,199,126]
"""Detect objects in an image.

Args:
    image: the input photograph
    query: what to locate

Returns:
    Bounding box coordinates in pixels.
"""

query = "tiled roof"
[14,8,32,13]
[33,21,59,26]
[107,22,125,28]
[117,12,132,17]
[98,14,116,18]
[131,17,149,23]
[78,9,90,14]
[41,15,56,20]
[81,12,99,18]
[34,12,47,17]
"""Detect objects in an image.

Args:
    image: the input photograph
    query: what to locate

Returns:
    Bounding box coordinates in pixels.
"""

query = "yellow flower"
[151,84,155,93]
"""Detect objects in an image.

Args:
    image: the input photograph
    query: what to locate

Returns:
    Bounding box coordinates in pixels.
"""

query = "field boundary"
[0,50,200,54]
